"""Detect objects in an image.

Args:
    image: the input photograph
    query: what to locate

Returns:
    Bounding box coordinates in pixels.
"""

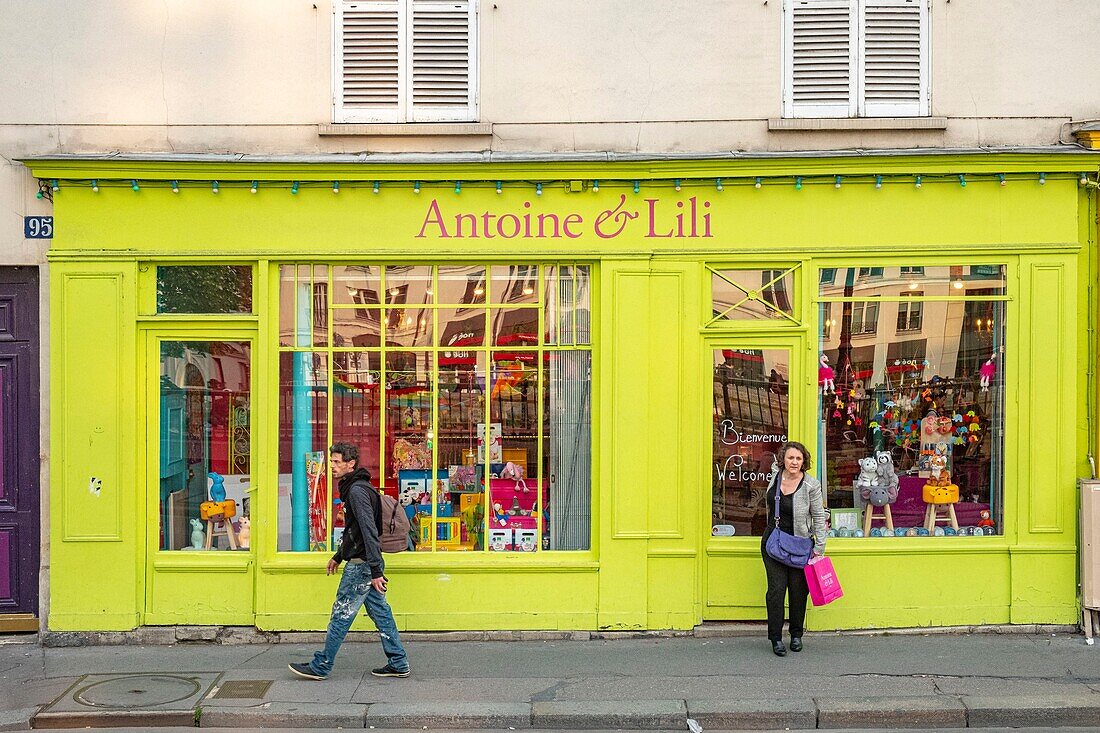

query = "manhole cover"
[212,679,273,699]
[41,673,220,714]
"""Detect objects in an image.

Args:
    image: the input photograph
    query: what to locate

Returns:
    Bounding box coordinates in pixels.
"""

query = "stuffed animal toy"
[237,517,251,549]
[501,462,529,493]
[977,510,995,529]
[855,456,879,488]
[865,484,892,507]
[818,354,835,394]
[875,451,900,495]
[190,518,205,550]
[208,472,226,502]
[492,502,508,527]
[929,452,948,479]
[851,379,866,400]
[979,356,997,391]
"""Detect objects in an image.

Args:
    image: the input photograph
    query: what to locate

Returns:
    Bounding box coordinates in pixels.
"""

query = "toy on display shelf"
[237,517,251,549]
[979,355,997,392]
[189,518,205,550]
[305,452,328,550]
[977,510,995,530]
[856,450,899,535]
[492,502,509,528]
[818,354,835,394]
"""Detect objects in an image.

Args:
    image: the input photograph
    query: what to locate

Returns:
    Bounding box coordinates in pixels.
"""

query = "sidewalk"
[1,628,1099,731]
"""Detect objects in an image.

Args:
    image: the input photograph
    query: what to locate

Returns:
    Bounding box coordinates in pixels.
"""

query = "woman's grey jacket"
[788,474,828,554]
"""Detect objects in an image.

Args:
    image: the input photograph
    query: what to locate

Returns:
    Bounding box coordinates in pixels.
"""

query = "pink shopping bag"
[804,555,843,606]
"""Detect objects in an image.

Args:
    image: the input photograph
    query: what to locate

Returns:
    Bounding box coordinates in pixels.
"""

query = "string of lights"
[36,172,1099,198]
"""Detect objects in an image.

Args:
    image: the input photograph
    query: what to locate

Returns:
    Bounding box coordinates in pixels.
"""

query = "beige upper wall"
[0,0,1097,152]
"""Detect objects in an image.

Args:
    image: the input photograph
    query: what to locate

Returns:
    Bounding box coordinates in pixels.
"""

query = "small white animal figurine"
[237,517,251,549]
[190,518,205,550]
[856,456,879,488]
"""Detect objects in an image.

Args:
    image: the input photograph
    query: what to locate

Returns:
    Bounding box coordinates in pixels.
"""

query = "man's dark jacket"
[331,467,385,579]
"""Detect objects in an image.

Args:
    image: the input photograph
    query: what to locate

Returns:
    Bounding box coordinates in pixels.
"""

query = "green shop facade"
[27,152,1098,633]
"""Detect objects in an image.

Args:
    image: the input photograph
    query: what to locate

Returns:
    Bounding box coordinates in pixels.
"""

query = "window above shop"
[708,265,800,326]
[782,0,930,119]
[156,265,253,315]
[334,0,479,124]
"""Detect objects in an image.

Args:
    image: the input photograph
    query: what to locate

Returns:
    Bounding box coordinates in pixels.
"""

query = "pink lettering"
[562,213,583,239]
[417,199,450,238]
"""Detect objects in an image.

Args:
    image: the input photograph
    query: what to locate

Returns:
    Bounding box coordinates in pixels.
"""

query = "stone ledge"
[198,701,366,729]
[531,700,686,730]
[769,116,949,132]
[816,695,966,729]
[365,701,530,729]
[318,123,493,137]
[963,694,1100,728]
[687,697,816,730]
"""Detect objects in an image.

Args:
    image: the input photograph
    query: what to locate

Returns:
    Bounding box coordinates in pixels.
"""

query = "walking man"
[289,443,410,680]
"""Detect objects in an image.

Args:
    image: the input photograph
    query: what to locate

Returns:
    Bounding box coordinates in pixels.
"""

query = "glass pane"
[542,350,592,550]
[487,351,540,552]
[156,266,252,314]
[385,351,434,522]
[820,300,1005,538]
[492,308,539,348]
[333,352,383,481]
[819,265,1007,299]
[278,265,296,347]
[438,265,486,306]
[312,265,328,348]
[712,269,794,321]
[385,306,433,347]
[438,308,486,351]
[332,265,381,308]
[438,353,488,551]
[385,265,434,305]
[491,265,539,304]
[160,341,251,551]
[333,306,382,348]
[574,266,591,345]
[277,352,329,552]
[711,348,790,537]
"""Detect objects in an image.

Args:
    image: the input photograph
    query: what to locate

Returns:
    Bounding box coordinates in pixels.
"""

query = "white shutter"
[334,0,405,123]
[784,0,857,118]
[408,0,477,122]
[859,0,929,116]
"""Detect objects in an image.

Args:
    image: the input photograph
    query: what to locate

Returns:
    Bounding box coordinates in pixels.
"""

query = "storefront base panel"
[48,613,141,632]
[1008,550,1078,624]
[255,611,600,632]
[144,611,257,626]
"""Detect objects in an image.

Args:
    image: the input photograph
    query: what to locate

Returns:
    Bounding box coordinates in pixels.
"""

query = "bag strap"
[774,474,806,528]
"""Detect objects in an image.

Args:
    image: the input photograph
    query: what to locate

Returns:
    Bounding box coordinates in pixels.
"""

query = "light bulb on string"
[673,179,681,192]
[1080,173,1090,187]
[496,181,503,194]
[715,178,723,192]
[794,177,802,191]
[1039,173,1046,185]
[875,175,883,189]
[754,177,762,189]
[535,183,543,196]
[592,180,599,192]
[454,181,462,195]
[834,176,842,189]
[958,174,966,187]
[332,181,339,194]
[91,180,99,193]
[373,181,380,194]
[915,175,922,189]
[51,179,59,193]
[250,180,258,194]
[171,180,179,194]
[633,180,640,194]
[413,181,421,194]
[291,181,299,195]
[997,174,1006,186]
[132,180,140,192]
[211,181,219,194]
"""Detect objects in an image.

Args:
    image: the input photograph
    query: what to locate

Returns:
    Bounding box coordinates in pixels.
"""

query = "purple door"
[0,267,39,618]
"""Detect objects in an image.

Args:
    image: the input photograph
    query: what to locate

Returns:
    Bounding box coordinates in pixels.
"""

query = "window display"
[159,341,251,551]
[818,265,1006,538]
[278,263,592,553]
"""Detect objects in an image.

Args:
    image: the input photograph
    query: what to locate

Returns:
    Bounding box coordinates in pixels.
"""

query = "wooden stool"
[863,503,894,535]
[924,503,959,532]
[204,518,238,550]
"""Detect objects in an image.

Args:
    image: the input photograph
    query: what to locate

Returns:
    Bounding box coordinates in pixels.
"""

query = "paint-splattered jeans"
[310,561,408,676]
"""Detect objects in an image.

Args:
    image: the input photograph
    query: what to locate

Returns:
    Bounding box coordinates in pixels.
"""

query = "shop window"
[333,0,478,124]
[783,0,930,119]
[279,263,592,553]
[822,265,1006,300]
[156,265,252,314]
[709,266,798,323]
[711,348,790,536]
[160,341,251,551]
[896,295,923,332]
[818,291,1006,539]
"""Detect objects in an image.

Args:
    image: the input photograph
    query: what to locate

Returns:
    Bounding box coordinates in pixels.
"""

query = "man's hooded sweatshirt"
[331,467,384,579]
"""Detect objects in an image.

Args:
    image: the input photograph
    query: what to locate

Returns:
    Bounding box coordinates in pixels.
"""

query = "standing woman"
[761,441,827,656]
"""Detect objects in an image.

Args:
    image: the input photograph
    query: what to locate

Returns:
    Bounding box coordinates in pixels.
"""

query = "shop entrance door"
[703,338,803,619]
[144,329,256,625]
[0,267,40,631]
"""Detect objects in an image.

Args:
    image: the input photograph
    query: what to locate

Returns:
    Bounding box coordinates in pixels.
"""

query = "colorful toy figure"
[238,517,251,549]
[979,356,997,391]
[855,456,878,488]
[819,354,835,394]
[977,510,995,529]
[208,472,227,502]
[190,518,205,550]
[492,501,508,528]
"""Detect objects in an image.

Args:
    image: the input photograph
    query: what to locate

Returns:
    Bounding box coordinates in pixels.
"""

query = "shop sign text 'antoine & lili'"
[417,194,714,240]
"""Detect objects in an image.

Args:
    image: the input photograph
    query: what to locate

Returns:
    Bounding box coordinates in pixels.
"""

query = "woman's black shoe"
[789,637,803,652]
[771,640,788,656]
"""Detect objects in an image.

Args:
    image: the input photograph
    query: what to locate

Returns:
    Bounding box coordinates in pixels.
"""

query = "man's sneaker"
[371,664,410,678]
[288,662,327,681]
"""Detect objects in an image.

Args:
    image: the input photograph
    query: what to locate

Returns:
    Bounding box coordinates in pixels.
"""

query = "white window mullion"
[400,0,412,121]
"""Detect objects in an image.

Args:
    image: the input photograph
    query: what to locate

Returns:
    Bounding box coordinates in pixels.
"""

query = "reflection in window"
[160,341,251,551]
[157,266,252,314]
[710,268,797,322]
[851,300,879,335]
[819,297,1005,538]
[711,349,789,537]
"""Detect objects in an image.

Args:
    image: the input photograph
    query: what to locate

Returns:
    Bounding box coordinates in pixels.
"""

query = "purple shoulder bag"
[764,478,813,568]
